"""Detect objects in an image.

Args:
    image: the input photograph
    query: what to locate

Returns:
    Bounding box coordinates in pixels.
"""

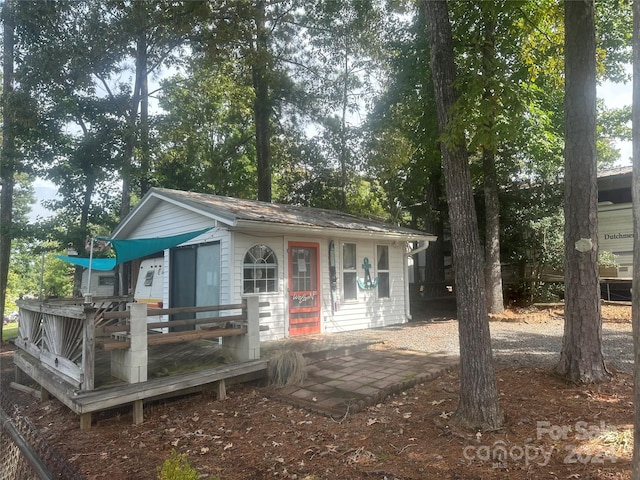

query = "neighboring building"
[598,167,633,278]
[108,188,436,341]
[81,269,116,297]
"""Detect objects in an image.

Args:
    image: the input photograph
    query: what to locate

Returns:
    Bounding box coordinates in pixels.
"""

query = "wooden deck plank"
[14,351,81,413]
[145,315,245,330]
[95,338,131,351]
[15,349,267,416]
[72,359,266,413]
[102,314,246,334]
[145,328,246,346]
[96,327,247,350]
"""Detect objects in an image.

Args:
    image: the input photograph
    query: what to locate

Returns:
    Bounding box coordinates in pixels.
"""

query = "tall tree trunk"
[483,148,504,313]
[630,0,640,476]
[479,12,504,314]
[0,0,15,340]
[339,36,350,211]
[139,38,150,196]
[422,180,446,298]
[556,0,609,383]
[424,0,503,430]
[253,0,272,203]
[73,173,97,296]
[117,22,147,297]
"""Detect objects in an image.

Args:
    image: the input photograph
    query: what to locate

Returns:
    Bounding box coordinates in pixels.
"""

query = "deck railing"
[15,297,129,391]
[15,297,262,392]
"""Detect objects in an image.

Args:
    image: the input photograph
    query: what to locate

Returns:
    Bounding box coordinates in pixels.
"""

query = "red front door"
[288,242,321,335]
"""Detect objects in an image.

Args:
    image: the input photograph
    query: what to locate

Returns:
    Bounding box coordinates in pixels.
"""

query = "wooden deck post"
[132,400,144,425]
[111,303,148,383]
[82,305,96,391]
[80,413,92,430]
[222,297,260,362]
[216,380,227,400]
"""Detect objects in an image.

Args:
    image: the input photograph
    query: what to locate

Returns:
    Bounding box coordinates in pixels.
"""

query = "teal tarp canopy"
[55,227,213,271]
[54,256,117,271]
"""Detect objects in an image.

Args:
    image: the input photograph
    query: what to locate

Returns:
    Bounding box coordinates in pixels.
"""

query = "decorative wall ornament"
[357,257,379,289]
[328,241,339,312]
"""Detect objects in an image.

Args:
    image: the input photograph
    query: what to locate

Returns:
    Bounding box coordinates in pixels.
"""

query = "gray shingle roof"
[152,188,433,239]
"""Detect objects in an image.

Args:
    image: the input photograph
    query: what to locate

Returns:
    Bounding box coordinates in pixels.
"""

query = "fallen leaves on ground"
[1,304,633,480]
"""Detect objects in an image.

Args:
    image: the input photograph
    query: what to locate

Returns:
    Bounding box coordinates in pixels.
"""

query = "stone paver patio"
[271,345,458,417]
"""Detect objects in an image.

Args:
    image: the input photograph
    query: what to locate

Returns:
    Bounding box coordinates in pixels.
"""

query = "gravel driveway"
[354,318,633,373]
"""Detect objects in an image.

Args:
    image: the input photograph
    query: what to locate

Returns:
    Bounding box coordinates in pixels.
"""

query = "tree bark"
[479,12,504,314]
[556,0,609,383]
[139,35,150,197]
[424,0,503,430]
[483,148,504,313]
[253,0,272,203]
[422,180,446,298]
[116,19,147,297]
[0,0,15,340]
[630,0,640,476]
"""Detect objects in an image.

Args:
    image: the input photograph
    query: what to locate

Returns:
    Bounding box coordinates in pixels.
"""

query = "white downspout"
[404,241,431,321]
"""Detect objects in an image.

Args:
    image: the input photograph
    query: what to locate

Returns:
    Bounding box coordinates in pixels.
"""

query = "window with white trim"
[243,244,278,293]
[376,245,390,298]
[343,243,357,300]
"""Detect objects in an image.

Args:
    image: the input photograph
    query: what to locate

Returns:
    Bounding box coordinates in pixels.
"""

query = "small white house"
[80,269,116,296]
[109,188,436,341]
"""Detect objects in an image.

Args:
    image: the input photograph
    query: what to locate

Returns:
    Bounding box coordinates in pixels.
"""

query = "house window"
[243,244,278,293]
[143,269,155,286]
[98,275,115,286]
[377,245,390,298]
[343,243,357,300]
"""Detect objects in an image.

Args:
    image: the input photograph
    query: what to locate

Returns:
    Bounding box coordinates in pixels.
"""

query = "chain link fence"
[1,388,84,480]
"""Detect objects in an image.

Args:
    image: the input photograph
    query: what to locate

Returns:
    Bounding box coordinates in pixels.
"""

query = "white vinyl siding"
[123,201,232,310]
[119,196,413,341]
[322,239,407,334]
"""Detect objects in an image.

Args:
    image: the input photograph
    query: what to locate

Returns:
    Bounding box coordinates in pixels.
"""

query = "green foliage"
[597,102,632,165]
[365,3,442,227]
[2,323,19,342]
[155,61,257,198]
[595,0,633,82]
[5,0,634,315]
[157,450,200,480]
[501,182,565,303]
[43,254,74,298]
[345,178,388,220]
[5,247,73,313]
[598,250,619,268]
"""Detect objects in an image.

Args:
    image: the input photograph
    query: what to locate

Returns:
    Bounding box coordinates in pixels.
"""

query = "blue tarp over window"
[55,227,213,271]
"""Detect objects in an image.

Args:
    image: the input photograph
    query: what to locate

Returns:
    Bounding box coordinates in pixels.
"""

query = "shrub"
[268,350,307,386]
[157,450,199,480]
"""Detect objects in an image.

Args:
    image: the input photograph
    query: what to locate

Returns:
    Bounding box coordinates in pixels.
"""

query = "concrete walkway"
[264,337,458,418]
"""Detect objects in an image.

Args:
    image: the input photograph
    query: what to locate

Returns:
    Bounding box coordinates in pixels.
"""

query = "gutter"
[404,241,432,321]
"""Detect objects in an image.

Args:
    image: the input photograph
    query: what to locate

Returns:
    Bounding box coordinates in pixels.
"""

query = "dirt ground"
[1,304,634,480]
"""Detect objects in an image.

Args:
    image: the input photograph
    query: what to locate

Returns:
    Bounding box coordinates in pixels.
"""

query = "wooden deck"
[13,297,267,430]
[15,346,267,430]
